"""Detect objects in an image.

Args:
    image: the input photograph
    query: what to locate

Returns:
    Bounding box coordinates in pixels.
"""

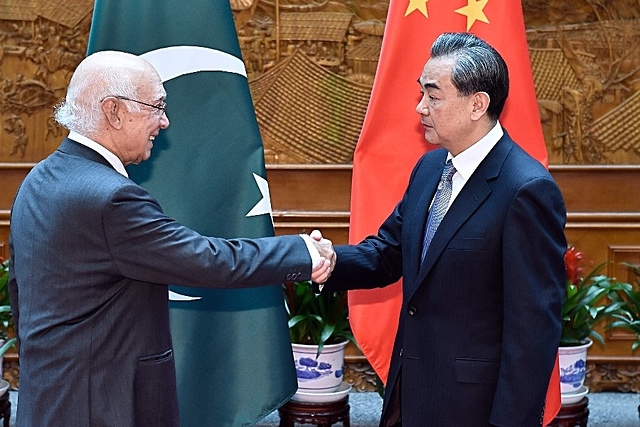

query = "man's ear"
[101,98,123,130]
[471,91,490,121]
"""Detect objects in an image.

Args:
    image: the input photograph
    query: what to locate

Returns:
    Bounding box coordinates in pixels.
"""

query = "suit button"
[286,273,292,280]
[408,307,417,316]
[399,348,403,357]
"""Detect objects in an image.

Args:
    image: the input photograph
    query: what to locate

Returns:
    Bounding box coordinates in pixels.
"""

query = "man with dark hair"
[316,32,567,426]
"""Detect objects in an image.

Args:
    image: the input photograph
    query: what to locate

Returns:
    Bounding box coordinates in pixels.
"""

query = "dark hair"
[430,32,509,121]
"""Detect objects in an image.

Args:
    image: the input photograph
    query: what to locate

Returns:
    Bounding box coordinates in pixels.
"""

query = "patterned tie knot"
[441,160,456,181]
[437,160,456,190]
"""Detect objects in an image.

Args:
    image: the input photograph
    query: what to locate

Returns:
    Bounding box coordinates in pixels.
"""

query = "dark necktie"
[421,160,456,263]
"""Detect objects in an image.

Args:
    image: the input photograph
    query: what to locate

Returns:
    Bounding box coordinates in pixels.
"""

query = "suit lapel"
[409,134,514,299]
[405,151,447,280]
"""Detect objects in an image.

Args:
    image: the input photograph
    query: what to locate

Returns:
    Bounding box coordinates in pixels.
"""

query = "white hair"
[54,52,143,136]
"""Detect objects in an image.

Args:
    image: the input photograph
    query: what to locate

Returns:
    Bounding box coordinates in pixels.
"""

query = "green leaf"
[0,337,16,357]
[283,281,357,350]
[561,259,633,345]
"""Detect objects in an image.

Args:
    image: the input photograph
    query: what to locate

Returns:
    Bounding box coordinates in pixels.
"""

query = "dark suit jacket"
[323,133,567,426]
[8,139,310,427]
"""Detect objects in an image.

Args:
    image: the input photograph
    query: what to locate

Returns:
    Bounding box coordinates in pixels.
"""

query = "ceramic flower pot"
[292,341,348,394]
[559,339,593,394]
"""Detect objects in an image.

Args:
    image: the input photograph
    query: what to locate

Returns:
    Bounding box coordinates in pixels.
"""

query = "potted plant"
[559,247,630,398]
[283,280,357,396]
[0,258,17,369]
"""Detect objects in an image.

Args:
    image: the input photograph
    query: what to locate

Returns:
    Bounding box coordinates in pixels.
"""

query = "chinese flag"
[348,0,559,424]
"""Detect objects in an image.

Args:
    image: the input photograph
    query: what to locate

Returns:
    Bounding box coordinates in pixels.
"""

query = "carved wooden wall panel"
[0,2,91,164]
[3,1,635,167]
[234,0,640,166]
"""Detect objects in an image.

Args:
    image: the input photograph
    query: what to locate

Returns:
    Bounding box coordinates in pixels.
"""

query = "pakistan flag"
[87,1,297,425]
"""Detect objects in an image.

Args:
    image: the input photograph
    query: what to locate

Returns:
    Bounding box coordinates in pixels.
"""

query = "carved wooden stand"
[0,392,10,427]
[278,396,350,427]
[548,397,589,427]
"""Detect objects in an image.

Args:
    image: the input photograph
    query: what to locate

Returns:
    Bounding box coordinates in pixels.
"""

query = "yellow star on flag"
[455,0,490,31]
[405,0,428,18]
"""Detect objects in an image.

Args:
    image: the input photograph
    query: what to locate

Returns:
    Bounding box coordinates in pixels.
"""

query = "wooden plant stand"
[278,395,350,427]
[548,397,589,427]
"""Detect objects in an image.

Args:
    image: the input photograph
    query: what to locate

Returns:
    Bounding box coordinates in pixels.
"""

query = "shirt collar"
[68,131,128,178]
[449,121,503,182]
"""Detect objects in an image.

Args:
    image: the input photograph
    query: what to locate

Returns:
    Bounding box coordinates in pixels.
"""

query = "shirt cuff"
[300,234,322,270]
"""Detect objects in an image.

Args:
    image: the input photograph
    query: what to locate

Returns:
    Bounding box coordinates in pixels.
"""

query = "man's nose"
[160,112,170,129]
[416,97,428,115]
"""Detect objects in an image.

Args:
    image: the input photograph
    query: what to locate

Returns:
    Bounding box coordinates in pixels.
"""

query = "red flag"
[348,0,559,424]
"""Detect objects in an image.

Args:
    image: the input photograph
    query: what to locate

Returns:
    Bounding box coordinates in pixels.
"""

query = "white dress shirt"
[69,131,129,178]
[446,121,504,210]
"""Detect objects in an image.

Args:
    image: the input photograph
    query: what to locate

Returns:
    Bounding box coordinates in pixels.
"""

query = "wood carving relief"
[0,0,91,163]
[231,0,640,165]
[0,0,637,165]
[343,360,378,392]
[586,360,640,392]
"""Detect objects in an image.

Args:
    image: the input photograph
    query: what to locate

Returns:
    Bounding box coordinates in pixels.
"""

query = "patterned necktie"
[421,160,456,263]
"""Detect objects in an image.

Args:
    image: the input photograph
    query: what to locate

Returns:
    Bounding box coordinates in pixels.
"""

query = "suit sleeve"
[103,183,313,289]
[490,176,567,426]
[320,189,409,293]
[319,153,434,293]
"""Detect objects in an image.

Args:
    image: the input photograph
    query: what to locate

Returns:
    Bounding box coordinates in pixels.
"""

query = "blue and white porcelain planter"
[292,341,348,394]
[559,339,593,395]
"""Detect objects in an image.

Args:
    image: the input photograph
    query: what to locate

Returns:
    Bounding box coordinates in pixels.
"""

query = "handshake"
[308,229,336,284]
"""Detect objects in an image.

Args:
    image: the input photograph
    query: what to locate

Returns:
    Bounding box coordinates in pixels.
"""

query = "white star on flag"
[169,173,272,302]
[246,173,273,219]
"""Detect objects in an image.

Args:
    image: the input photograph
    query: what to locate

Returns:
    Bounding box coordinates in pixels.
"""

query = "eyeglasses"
[106,95,166,114]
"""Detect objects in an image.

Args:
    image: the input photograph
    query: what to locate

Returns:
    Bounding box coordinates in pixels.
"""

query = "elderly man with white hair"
[8,50,335,427]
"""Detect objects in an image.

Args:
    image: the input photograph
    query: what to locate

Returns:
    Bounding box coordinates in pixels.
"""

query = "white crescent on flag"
[141,46,246,82]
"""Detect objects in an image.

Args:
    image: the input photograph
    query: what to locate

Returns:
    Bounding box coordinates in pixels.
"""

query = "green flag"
[87,1,297,425]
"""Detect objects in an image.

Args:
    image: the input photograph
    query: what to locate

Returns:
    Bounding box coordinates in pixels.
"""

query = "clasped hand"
[309,229,336,284]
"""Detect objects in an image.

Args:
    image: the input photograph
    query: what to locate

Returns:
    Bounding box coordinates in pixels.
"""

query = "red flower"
[565,246,585,286]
